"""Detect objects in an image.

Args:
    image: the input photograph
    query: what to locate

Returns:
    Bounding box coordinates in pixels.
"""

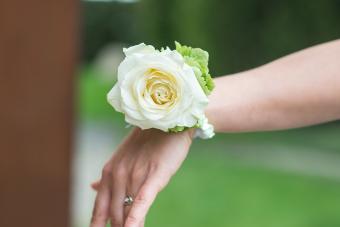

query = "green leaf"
[175,41,215,95]
[168,125,186,133]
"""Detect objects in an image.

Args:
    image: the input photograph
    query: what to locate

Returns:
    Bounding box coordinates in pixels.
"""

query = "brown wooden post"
[0,1,78,226]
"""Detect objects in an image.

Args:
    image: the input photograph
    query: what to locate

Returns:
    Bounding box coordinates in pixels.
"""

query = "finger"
[124,201,142,227]
[110,169,127,227]
[124,170,147,222]
[124,175,161,227]
[138,218,145,227]
[91,180,101,191]
[90,171,111,227]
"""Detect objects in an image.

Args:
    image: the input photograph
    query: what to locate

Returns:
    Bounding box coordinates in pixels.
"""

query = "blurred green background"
[74,0,340,227]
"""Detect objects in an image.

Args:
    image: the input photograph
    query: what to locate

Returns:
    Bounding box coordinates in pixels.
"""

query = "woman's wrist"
[205,76,228,132]
[130,127,194,147]
[204,71,256,133]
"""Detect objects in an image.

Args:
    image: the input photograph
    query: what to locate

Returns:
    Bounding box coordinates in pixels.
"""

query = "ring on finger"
[124,195,134,206]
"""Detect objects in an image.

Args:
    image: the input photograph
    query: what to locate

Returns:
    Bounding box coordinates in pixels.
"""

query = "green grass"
[147,152,340,227]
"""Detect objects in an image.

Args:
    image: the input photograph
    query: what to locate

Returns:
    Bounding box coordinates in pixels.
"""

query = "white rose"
[107,43,209,132]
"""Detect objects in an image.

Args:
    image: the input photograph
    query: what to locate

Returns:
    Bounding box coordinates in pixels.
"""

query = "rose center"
[144,68,177,106]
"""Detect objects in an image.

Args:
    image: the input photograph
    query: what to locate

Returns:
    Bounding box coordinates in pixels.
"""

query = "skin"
[90,39,340,227]
[90,128,194,227]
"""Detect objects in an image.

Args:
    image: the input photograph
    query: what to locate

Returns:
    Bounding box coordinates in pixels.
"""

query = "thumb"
[91,180,101,191]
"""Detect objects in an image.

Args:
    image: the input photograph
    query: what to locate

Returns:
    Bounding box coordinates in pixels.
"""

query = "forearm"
[207,39,340,132]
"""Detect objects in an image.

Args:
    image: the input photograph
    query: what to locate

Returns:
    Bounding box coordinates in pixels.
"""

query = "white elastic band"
[194,116,215,139]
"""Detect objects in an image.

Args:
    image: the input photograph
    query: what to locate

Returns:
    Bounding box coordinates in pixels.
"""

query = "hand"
[90,127,193,227]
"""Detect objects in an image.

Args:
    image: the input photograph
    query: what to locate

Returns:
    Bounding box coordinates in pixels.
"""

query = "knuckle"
[148,162,159,173]
[131,168,144,182]
[113,166,126,179]
[102,164,112,177]
[125,215,139,227]
[135,191,147,205]
[90,214,106,225]
[110,220,123,227]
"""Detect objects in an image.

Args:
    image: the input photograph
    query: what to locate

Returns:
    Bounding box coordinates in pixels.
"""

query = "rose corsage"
[107,42,215,139]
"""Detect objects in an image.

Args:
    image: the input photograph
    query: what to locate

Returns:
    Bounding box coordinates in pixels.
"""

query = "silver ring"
[124,195,133,206]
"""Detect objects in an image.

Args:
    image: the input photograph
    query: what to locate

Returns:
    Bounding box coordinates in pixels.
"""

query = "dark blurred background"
[82,0,340,75]
[73,1,340,227]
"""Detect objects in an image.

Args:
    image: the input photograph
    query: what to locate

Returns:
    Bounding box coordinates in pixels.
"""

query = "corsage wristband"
[107,42,215,139]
